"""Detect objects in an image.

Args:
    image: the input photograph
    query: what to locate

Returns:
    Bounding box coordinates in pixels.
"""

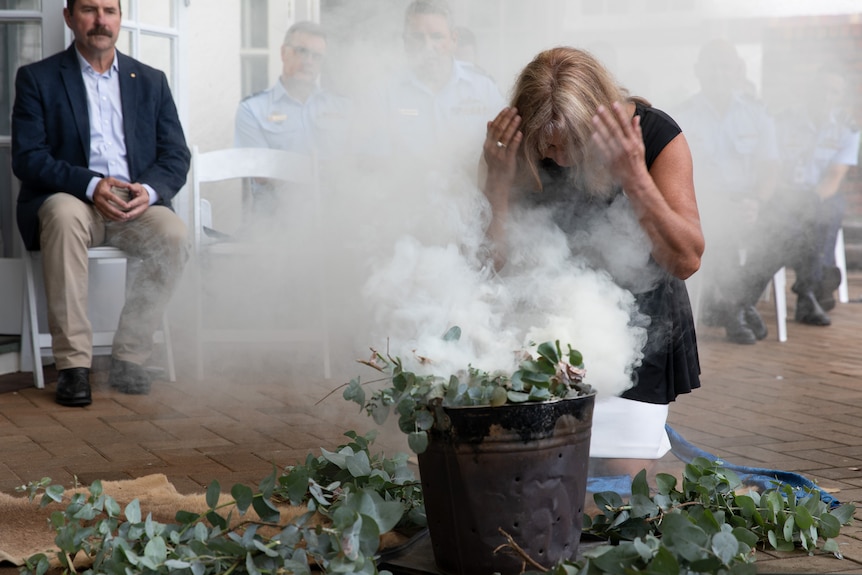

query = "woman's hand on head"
[483,107,522,186]
[591,101,647,189]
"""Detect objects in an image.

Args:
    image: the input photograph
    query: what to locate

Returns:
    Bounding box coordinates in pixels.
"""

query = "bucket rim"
[439,391,596,411]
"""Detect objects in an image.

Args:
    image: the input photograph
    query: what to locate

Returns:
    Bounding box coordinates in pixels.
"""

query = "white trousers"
[589,395,671,459]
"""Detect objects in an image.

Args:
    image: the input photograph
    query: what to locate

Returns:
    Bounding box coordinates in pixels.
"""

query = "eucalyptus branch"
[643,500,705,523]
[315,374,390,406]
[495,528,548,572]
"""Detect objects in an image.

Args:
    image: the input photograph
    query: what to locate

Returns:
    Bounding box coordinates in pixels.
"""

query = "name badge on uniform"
[267,113,288,123]
[397,108,419,116]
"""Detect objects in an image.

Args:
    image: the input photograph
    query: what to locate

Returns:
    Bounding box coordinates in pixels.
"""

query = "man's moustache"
[88,28,113,37]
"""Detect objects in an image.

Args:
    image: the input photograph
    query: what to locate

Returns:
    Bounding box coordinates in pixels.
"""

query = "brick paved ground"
[2,273,862,573]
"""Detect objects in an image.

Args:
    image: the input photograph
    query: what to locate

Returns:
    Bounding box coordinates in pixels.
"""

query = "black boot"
[724,306,757,344]
[742,305,768,340]
[816,266,842,312]
[795,291,831,326]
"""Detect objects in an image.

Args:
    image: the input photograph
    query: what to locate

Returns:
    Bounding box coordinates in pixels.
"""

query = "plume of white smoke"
[356,169,647,398]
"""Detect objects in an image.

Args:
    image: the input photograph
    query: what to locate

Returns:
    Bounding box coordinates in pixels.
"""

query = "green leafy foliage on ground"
[523,458,856,575]
[16,437,856,575]
[18,430,420,575]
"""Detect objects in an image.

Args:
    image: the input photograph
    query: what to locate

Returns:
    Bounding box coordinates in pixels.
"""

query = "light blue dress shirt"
[76,48,157,205]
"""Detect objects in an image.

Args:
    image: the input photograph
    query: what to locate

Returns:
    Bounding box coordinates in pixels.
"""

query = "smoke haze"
[188,1,861,401]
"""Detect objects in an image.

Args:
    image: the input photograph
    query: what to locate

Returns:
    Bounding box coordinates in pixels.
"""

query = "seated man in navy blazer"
[11,0,190,407]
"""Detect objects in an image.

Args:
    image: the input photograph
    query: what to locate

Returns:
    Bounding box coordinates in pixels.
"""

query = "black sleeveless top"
[522,103,700,404]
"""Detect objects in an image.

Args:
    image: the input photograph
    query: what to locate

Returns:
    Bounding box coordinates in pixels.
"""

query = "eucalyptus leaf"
[245,552,263,575]
[442,326,461,341]
[536,341,560,364]
[631,469,650,498]
[647,545,682,574]
[358,512,383,556]
[321,446,350,469]
[654,473,677,495]
[658,513,709,562]
[346,450,373,478]
[711,531,739,565]
[414,409,435,431]
[251,495,280,523]
[205,480,220,510]
[566,346,584,367]
[630,493,657,518]
[782,515,795,542]
[506,390,530,403]
[528,386,552,401]
[124,499,142,524]
[490,386,508,406]
[252,538,280,557]
[407,431,429,454]
[205,509,227,530]
[794,504,814,530]
[819,512,841,539]
[143,536,168,564]
[343,378,366,409]
[355,489,406,534]
[231,483,254,514]
[371,403,391,426]
[44,485,64,504]
[830,503,856,525]
[283,467,310,506]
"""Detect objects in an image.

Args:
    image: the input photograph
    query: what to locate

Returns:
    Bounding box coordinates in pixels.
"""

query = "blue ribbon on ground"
[586,425,840,508]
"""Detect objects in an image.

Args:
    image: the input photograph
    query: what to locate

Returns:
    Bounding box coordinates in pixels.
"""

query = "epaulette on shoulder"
[240,89,267,103]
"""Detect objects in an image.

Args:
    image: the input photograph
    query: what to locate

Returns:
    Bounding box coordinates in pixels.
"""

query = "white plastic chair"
[20,247,176,389]
[835,228,849,304]
[190,145,331,380]
[740,249,788,343]
[770,267,788,343]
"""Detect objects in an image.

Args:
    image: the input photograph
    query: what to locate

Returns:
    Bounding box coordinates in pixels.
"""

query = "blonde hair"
[512,47,642,194]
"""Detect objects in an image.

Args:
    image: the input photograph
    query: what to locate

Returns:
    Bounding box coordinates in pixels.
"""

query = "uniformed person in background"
[673,39,781,344]
[234,21,350,213]
[372,0,504,173]
[774,64,861,316]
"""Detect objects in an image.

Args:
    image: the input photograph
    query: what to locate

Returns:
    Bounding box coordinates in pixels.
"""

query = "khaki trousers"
[38,193,189,370]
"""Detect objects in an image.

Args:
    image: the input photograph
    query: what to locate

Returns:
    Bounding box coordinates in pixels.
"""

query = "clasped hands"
[93,177,150,222]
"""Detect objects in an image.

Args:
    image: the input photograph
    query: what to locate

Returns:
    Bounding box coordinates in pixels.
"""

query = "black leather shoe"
[109,358,152,395]
[742,305,768,340]
[724,307,757,345]
[795,291,831,326]
[816,266,842,312]
[56,367,92,407]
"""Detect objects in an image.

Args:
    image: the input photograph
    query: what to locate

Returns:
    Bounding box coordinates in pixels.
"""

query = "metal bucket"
[417,393,595,575]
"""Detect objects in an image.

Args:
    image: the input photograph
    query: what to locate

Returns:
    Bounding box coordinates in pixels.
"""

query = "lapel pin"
[130,73,136,78]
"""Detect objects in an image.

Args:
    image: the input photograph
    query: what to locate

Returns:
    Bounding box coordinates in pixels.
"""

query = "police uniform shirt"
[381,59,504,165]
[234,79,351,158]
[674,92,779,199]
[776,109,861,193]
